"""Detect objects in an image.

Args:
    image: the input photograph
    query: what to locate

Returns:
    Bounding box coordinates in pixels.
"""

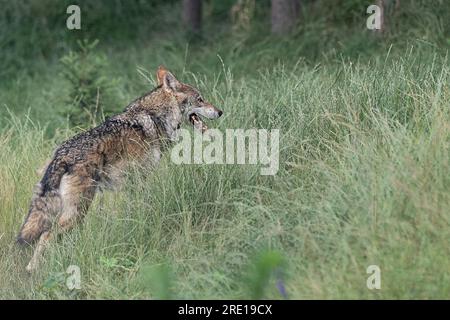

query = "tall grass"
[1,0,449,299]
[0,47,449,298]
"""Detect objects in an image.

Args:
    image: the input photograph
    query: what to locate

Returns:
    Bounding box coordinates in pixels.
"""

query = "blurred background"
[1,0,448,130]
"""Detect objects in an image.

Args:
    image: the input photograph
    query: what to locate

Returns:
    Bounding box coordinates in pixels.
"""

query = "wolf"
[17,66,223,272]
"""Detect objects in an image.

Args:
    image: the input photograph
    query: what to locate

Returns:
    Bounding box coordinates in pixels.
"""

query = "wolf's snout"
[192,105,223,120]
[210,105,223,119]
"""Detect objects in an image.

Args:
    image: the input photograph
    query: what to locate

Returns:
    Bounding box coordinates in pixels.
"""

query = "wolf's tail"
[17,159,66,245]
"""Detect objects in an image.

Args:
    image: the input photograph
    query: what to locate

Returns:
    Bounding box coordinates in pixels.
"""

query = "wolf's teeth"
[190,113,207,132]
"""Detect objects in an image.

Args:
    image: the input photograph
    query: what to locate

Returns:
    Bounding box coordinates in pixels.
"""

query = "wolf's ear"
[157,65,180,92]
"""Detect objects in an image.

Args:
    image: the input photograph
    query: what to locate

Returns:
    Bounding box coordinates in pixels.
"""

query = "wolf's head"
[156,66,223,132]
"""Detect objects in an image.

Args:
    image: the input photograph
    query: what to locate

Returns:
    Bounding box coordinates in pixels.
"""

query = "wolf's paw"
[25,261,38,273]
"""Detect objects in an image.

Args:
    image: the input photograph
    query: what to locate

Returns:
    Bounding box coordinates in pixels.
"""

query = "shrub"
[60,39,118,127]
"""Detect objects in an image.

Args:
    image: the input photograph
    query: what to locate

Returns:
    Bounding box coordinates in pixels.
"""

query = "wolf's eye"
[197,96,204,103]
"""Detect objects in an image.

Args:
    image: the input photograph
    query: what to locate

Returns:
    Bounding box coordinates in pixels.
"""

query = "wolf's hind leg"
[26,230,53,272]
[57,174,96,231]
[25,190,94,273]
[57,186,96,232]
[25,175,96,272]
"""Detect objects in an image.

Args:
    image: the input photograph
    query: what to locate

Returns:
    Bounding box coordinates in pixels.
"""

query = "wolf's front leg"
[145,146,161,169]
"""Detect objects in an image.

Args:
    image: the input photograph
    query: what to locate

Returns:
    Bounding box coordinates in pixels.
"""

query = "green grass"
[0,0,449,299]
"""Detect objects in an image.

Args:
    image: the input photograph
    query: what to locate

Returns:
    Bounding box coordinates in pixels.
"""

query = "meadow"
[0,0,449,299]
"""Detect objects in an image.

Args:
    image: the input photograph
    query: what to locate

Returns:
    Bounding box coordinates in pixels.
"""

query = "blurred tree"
[182,0,202,34]
[230,0,255,32]
[60,39,118,127]
[271,0,300,35]
[377,0,401,34]
[376,0,385,33]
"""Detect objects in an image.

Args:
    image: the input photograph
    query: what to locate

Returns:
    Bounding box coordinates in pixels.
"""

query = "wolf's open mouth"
[189,113,208,132]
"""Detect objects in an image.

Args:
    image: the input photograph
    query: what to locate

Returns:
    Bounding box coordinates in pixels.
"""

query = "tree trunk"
[271,0,300,35]
[376,0,385,33]
[182,0,202,34]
